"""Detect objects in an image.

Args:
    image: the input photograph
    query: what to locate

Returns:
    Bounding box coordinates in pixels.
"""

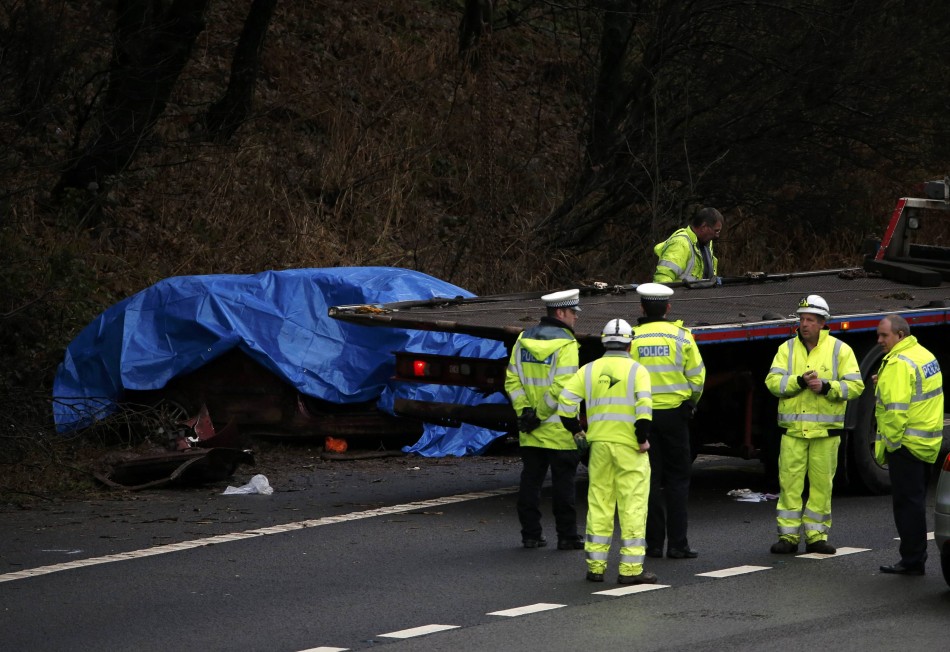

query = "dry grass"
[0,2,942,502]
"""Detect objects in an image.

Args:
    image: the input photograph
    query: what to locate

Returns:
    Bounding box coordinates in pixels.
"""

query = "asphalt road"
[1,453,947,651]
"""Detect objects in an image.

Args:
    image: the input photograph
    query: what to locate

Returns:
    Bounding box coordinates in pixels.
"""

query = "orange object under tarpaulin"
[324,436,348,453]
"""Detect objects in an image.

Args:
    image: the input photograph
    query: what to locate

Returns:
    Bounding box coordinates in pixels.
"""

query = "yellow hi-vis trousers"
[776,435,839,544]
[585,441,651,576]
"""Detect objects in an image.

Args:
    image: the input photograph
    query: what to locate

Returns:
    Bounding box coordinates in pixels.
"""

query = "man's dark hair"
[641,300,667,319]
[690,207,723,228]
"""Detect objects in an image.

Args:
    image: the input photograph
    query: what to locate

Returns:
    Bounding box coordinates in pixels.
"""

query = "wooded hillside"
[2,0,949,448]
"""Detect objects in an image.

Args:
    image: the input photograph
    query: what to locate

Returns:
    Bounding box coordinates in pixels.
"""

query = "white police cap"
[636,282,674,301]
[541,289,581,311]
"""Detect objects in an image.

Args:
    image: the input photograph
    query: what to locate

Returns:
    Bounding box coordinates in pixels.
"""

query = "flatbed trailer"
[330,184,950,493]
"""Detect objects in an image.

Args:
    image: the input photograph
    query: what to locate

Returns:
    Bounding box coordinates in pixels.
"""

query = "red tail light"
[943,452,950,472]
[413,360,428,377]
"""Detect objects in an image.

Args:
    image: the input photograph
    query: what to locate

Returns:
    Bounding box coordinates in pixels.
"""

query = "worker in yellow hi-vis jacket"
[558,318,656,585]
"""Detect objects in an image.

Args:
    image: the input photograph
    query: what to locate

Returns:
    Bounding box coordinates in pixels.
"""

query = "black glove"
[518,408,541,433]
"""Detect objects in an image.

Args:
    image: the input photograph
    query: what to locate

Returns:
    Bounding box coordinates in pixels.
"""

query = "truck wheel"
[942,541,950,588]
[847,347,891,494]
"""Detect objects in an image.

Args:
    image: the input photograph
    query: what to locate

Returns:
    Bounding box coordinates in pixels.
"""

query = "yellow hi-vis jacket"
[630,318,705,409]
[557,351,652,446]
[653,227,718,283]
[505,319,579,449]
[765,330,864,436]
[874,335,944,464]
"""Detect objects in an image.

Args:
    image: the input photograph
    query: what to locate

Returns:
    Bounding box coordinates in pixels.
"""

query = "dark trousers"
[517,446,579,541]
[887,446,931,568]
[646,404,693,550]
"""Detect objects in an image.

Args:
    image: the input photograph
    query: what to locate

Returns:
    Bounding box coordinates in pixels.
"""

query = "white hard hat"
[796,294,830,319]
[601,318,633,345]
[542,288,581,311]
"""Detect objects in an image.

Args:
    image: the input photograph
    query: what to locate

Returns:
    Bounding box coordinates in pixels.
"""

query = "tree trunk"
[55,0,210,194]
[588,0,637,168]
[205,0,278,143]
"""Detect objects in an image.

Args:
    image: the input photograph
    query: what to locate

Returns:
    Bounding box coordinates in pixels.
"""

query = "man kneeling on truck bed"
[765,294,865,555]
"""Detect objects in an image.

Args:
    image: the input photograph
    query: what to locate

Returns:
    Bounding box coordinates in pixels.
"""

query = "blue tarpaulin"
[52,267,508,456]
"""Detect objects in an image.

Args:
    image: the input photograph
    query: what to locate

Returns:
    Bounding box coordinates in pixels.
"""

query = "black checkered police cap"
[542,289,581,312]
[636,282,674,302]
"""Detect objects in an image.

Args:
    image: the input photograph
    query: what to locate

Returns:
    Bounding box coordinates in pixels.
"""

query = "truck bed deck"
[329,268,950,346]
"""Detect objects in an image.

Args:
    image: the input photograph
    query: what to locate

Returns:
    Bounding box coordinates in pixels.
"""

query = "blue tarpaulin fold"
[53,267,507,456]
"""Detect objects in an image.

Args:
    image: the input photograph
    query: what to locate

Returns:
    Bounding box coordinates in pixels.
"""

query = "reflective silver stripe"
[545,350,559,386]
[561,389,583,403]
[906,428,943,438]
[784,340,795,375]
[508,388,526,400]
[588,413,638,423]
[589,397,636,407]
[803,508,831,522]
[506,363,519,374]
[670,233,698,280]
[831,339,841,380]
[621,537,645,547]
[520,377,550,386]
[895,354,923,396]
[636,389,652,400]
[769,366,786,374]
[838,381,849,401]
[777,509,801,519]
[584,363,595,403]
[554,366,577,376]
[619,554,646,564]
[685,364,705,377]
[644,364,681,373]
[913,387,943,402]
[543,393,558,410]
[841,373,862,381]
[777,413,841,423]
[586,551,609,561]
[653,382,690,392]
[587,534,611,544]
[883,402,909,410]
[658,260,684,274]
[778,525,800,534]
[635,405,651,416]
[542,414,561,424]
[804,522,828,532]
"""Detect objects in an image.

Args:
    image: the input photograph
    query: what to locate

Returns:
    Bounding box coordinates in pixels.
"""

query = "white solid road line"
[0,486,519,585]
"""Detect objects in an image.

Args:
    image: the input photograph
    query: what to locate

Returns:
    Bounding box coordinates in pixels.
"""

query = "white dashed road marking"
[894,532,935,540]
[593,583,671,597]
[696,565,771,578]
[378,624,460,639]
[488,603,565,617]
[296,647,348,652]
[798,546,871,559]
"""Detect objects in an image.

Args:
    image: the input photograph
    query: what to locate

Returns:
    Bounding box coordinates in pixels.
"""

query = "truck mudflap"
[394,397,516,432]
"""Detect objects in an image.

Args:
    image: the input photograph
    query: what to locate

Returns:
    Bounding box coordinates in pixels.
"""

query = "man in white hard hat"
[557,318,657,585]
[765,295,864,555]
[631,283,705,560]
[505,289,584,550]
